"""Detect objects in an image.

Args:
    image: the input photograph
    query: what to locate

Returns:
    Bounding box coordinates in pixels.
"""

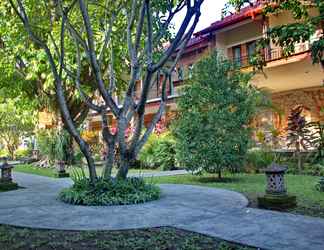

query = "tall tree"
[8,0,204,183]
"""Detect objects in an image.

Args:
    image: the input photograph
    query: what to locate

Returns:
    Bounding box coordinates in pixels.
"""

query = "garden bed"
[0,225,257,250]
[59,177,161,206]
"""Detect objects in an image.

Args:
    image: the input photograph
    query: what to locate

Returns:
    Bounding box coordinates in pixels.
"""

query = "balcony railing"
[233,43,311,68]
[264,43,311,62]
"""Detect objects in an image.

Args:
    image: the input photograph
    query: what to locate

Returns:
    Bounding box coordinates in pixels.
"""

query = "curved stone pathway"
[0,173,324,250]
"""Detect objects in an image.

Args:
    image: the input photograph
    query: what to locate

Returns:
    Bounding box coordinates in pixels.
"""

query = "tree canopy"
[7,0,204,183]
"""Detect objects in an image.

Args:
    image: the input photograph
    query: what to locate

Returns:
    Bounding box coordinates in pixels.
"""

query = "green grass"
[14,164,59,178]
[94,166,161,176]
[150,173,324,218]
[0,225,256,250]
[13,164,162,178]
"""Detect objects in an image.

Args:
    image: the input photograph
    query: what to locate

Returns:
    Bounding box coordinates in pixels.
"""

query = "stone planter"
[0,159,18,191]
[55,161,69,178]
[32,150,40,160]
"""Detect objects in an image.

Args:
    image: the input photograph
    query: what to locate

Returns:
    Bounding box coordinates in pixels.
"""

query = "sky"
[173,0,227,33]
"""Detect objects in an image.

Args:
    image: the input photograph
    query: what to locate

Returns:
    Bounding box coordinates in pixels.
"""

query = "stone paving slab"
[0,173,324,250]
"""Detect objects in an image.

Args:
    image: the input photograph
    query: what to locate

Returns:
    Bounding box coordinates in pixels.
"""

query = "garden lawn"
[93,166,161,177]
[14,164,58,178]
[150,173,324,218]
[13,164,161,178]
[0,225,256,250]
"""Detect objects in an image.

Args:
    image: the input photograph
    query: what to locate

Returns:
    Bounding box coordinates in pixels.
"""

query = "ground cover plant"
[0,225,256,250]
[59,168,160,206]
[151,173,324,218]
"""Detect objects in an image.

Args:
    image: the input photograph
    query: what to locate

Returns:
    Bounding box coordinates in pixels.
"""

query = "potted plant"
[53,130,69,178]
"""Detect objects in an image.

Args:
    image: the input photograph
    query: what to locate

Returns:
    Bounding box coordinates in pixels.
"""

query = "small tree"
[0,100,35,159]
[286,105,313,171]
[174,52,261,178]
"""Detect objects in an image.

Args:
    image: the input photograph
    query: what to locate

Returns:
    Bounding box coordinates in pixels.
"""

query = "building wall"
[251,56,323,92]
[268,8,320,29]
[224,20,263,47]
[272,87,324,129]
[85,4,323,145]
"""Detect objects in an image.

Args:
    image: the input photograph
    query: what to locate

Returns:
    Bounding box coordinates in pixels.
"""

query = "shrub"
[315,177,324,192]
[302,163,324,177]
[36,129,70,163]
[310,121,324,164]
[15,148,32,159]
[245,148,275,173]
[174,52,262,178]
[286,163,324,176]
[138,133,159,169]
[139,132,176,170]
[73,148,85,165]
[59,168,160,206]
[0,148,9,158]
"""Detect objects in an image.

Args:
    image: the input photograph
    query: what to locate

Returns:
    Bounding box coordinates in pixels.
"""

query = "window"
[247,41,256,60]
[177,66,184,80]
[233,46,241,66]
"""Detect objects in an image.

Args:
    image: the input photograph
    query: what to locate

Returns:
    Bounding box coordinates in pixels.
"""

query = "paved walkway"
[128,169,188,177]
[1,173,324,250]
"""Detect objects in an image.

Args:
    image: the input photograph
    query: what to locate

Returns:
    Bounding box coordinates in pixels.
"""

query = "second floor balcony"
[232,42,312,68]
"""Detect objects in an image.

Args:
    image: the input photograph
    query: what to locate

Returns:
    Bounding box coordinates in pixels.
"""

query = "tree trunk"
[218,169,222,179]
[116,156,130,180]
[65,134,75,165]
[8,147,15,160]
[102,143,115,179]
[296,142,302,173]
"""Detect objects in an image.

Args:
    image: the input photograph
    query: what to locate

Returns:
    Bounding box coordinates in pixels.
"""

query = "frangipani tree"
[8,0,204,183]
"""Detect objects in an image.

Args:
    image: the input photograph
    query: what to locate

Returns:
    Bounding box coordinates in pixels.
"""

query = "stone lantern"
[265,163,287,195]
[258,162,296,210]
[0,158,18,191]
